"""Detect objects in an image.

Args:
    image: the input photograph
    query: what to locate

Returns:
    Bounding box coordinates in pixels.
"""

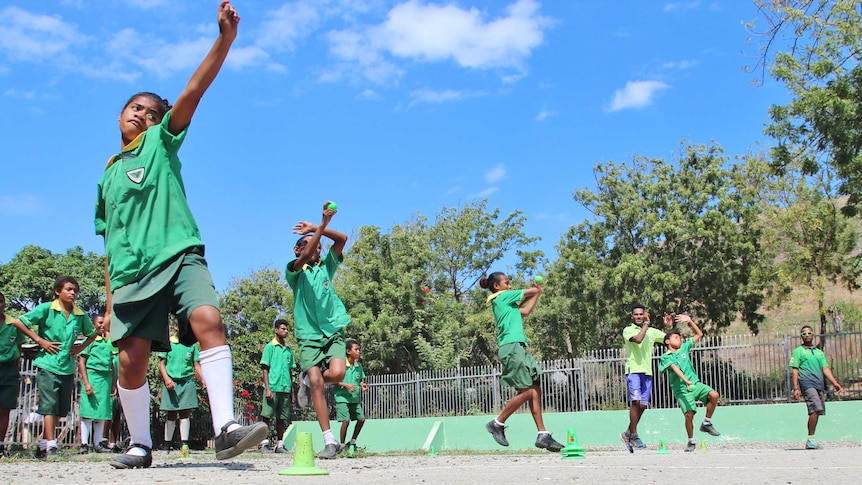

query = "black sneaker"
[111,444,153,469]
[34,448,46,459]
[485,420,509,447]
[46,446,60,458]
[274,445,288,454]
[260,443,273,454]
[159,442,172,454]
[620,431,633,453]
[78,444,90,454]
[111,443,124,453]
[699,422,720,436]
[214,421,268,460]
[685,441,696,452]
[535,433,564,452]
[318,443,339,460]
[0,444,5,457]
[94,441,110,453]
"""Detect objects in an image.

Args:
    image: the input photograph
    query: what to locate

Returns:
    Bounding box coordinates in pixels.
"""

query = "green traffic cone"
[561,428,586,460]
[655,439,671,454]
[278,432,329,476]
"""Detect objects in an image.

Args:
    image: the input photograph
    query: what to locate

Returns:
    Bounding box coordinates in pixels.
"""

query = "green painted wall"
[284,401,862,452]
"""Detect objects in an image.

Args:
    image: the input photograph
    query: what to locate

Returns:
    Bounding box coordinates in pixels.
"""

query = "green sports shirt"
[623,324,666,375]
[789,345,829,391]
[0,314,25,363]
[488,289,528,347]
[158,338,199,380]
[81,336,113,372]
[260,338,296,393]
[659,338,700,395]
[334,360,365,404]
[95,111,203,291]
[19,300,96,375]
[285,251,351,340]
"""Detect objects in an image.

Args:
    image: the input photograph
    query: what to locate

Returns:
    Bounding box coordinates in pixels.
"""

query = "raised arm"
[675,313,703,343]
[292,202,340,267]
[519,283,543,317]
[168,1,240,135]
[628,313,652,344]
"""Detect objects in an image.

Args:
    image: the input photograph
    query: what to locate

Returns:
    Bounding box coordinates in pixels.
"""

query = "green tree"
[536,143,770,353]
[0,245,106,315]
[751,0,862,215]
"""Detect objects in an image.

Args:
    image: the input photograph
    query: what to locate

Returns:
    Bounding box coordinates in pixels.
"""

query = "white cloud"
[357,89,381,100]
[0,194,43,216]
[664,1,701,12]
[122,0,170,9]
[256,2,322,53]
[471,187,499,198]
[406,88,483,108]
[535,108,555,121]
[485,164,506,183]
[0,6,86,62]
[662,59,699,70]
[608,80,669,111]
[328,0,553,84]
[5,88,36,100]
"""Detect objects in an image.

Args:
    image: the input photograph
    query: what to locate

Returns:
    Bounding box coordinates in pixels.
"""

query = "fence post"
[414,372,421,418]
[784,334,791,401]
[492,365,499,412]
[577,358,586,412]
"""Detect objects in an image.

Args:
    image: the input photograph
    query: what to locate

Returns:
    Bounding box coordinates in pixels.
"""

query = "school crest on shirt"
[126,167,145,184]
[8,336,15,344]
[323,281,330,290]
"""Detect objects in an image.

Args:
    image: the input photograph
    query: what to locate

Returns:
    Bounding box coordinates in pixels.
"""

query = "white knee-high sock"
[180,418,190,441]
[118,381,153,452]
[93,421,105,445]
[165,419,176,442]
[80,418,92,445]
[199,345,239,435]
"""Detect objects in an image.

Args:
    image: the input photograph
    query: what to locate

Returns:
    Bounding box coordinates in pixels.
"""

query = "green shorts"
[336,402,365,421]
[499,342,543,390]
[261,391,292,421]
[0,360,20,409]
[111,249,219,352]
[80,369,113,420]
[160,377,199,411]
[675,381,714,414]
[298,332,346,372]
[36,367,74,417]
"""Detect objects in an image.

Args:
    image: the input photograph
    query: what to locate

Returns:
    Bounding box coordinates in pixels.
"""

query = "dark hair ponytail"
[479,271,506,291]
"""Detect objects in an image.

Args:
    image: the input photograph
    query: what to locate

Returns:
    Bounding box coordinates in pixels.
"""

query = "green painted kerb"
[282,401,862,453]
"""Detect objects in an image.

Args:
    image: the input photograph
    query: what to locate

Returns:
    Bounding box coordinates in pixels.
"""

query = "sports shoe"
[260,443,273,454]
[0,444,5,457]
[159,442,171,454]
[620,431,633,453]
[78,444,90,454]
[805,439,821,450]
[318,443,339,459]
[111,443,124,453]
[111,444,153,469]
[486,420,509,447]
[180,444,190,458]
[535,433,564,452]
[631,436,646,449]
[94,441,110,453]
[699,422,720,436]
[297,373,311,408]
[46,446,60,457]
[214,421,269,460]
[274,445,288,454]
[685,441,696,452]
[34,448,46,459]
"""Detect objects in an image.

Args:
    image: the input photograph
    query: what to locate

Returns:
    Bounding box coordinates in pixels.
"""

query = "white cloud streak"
[608,80,669,111]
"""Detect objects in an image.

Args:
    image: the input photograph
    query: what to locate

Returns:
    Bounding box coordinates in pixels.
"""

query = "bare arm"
[519,283,542,317]
[823,367,842,392]
[791,368,801,400]
[103,260,112,332]
[292,202,342,267]
[194,361,205,388]
[78,355,93,395]
[668,363,693,391]
[168,1,239,135]
[159,359,174,390]
[675,314,703,343]
[262,367,272,399]
[11,319,60,354]
[628,319,651,344]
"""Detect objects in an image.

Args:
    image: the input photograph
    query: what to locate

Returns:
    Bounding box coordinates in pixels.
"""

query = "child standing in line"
[77,314,113,453]
[480,272,563,452]
[158,323,203,457]
[0,292,26,458]
[259,319,298,454]
[658,313,721,452]
[335,339,368,451]
[285,201,349,459]
[11,276,98,457]
[95,1,267,469]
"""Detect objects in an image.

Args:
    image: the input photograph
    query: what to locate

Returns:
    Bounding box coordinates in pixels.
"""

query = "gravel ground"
[1,442,860,485]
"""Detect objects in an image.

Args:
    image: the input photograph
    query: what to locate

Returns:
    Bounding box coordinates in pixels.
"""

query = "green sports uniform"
[623,324,666,376]
[95,111,218,351]
[158,339,200,411]
[789,344,831,415]
[80,336,114,420]
[285,251,350,371]
[260,338,296,420]
[19,300,96,416]
[659,339,713,414]
[335,360,366,421]
[488,289,542,389]
[0,314,25,409]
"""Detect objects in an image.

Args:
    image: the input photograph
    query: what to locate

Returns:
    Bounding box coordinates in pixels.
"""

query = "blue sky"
[0,0,788,291]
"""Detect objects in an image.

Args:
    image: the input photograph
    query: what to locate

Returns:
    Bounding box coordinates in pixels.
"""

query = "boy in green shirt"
[285,201,349,459]
[658,313,721,452]
[0,292,25,458]
[789,325,842,449]
[259,319,298,454]
[335,340,367,451]
[11,276,97,457]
